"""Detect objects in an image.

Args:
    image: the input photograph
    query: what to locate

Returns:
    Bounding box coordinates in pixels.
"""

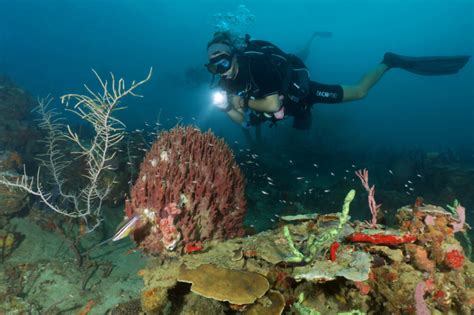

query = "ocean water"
[0,0,473,313]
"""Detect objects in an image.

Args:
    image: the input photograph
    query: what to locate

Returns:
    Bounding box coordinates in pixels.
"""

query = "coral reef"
[0,76,41,156]
[283,190,355,263]
[125,126,247,254]
[0,151,29,223]
[179,293,227,315]
[136,195,472,314]
[245,290,285,315]
[0,176,29,219]
[178,264,269,305]
[397,203,468,271]
[0,70,152,232]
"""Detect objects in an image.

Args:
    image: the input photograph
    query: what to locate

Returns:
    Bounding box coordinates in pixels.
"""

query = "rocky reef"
[0,75,41,159]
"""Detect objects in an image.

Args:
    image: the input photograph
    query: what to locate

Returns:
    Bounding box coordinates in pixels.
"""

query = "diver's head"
[205,32,236,77]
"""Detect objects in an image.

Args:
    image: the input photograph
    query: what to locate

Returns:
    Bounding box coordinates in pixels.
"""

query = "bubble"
[212,5,256,49]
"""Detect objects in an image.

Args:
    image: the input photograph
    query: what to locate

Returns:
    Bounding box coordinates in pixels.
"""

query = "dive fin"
[383,52,470,75]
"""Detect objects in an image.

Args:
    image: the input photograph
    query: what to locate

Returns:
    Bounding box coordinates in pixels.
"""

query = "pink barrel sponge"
[125,126,247,254]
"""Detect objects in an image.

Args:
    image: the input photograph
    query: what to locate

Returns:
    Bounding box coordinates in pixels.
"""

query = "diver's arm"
[232,94,281,112]
[226,108,244,124]
[341,64,389,102]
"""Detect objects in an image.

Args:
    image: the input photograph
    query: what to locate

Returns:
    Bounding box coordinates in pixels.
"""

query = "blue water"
[1,0,472,148]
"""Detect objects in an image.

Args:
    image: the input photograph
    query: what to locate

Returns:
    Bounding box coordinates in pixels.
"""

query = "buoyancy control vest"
[241,35,311,103]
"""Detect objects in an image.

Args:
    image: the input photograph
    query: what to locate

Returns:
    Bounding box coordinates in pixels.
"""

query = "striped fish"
[112,215,140,242]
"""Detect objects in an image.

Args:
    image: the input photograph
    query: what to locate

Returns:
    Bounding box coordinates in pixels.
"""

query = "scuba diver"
[205,31,470,131]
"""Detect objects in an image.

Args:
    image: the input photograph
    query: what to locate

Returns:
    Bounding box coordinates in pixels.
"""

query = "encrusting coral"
[177,264,269,305]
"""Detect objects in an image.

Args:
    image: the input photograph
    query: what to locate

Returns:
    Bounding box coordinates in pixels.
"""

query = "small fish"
[404,184,409,188]
[266,177,273,181]
[289,160,294,164]
[351,164,357,168]
[389,170,394,175]
[408,180,413,184]
[296,177,304,180]
[324,189,331,193]
[270,218,275,223]
[416,174,423,178]
[112,215,140,241]
[330,172,335,176]
[409,187,414,191]
[268,182,275,186]
[345,169,349,173]
[261,190,269,195]
[313,163,319,168]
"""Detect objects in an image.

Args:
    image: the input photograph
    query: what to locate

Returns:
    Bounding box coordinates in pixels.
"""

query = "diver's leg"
[296,32,319,62]
[340,51,471,102]
[341,63,389,102]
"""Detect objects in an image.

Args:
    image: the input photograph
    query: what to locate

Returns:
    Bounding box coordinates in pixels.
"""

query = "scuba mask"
[205,53,233,75]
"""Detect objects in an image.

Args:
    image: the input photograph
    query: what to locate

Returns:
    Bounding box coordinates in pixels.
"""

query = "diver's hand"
[230,95,245,110]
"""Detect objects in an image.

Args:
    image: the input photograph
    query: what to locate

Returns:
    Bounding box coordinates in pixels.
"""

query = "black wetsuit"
[220,51,344,130]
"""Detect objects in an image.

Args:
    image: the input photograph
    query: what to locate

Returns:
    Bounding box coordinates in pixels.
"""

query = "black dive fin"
[383,52,470,75]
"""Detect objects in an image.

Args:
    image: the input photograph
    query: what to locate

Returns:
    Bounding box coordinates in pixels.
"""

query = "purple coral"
[414,281,431,315]
[452,204,465,233]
